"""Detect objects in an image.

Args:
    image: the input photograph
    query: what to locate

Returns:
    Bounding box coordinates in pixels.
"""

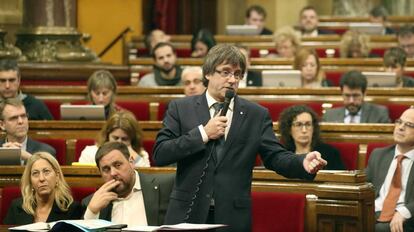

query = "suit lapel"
[195,94,211,126]
[339,107,346,122]
[140,173,159,226]
[360,103,369,123]
[216,96,246,168]
[376,148,395,195]
[100,203,113,221]
[405,157,414,202]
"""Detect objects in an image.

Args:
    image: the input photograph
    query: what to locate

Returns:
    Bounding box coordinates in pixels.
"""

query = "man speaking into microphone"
[153,44,327,231]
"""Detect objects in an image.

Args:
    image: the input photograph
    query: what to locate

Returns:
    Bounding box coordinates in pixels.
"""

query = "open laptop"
[226,25,260,35]
[362,71,396,87]
[0,148,21,165]
[60,105,105,120]
[349,23,384,35]
[262,70,302,87]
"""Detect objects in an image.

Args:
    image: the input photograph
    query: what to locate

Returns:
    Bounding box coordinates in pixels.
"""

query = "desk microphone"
[220,89,235,116]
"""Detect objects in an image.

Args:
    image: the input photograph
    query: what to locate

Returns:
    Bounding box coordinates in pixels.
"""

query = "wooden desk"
[0,167,374,231]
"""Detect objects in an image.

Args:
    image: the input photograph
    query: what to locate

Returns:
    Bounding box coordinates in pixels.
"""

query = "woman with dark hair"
[279,105,345,170]
[191,29,216,58]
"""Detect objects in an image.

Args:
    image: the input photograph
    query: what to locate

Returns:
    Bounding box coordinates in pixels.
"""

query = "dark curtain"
[143,0,217,34]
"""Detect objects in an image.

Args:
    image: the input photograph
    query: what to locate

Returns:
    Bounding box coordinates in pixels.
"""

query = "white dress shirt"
[84,171,148,226]
[344,109,362,123]
[198,90,234,143]
[375,147,414,219]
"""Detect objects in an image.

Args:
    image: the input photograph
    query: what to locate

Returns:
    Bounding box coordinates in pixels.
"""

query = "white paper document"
[123,223,228,231]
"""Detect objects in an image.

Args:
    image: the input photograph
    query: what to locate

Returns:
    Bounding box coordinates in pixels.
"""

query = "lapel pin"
[154,186,158,190]
[240,112,244,115]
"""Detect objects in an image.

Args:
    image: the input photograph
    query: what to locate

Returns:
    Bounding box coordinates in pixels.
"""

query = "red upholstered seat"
[43,100,61,120]
[37,138,67,165]
[71,187,96,202]
[259,102,323,121]
[366,142,392,167]
[75,139,96,162]
[143,140,155,166]
[252,191,305,232]
[386,103,410,123]
[116,101,150,121]
[325,71,344,86]
[327,142,359,170]
[315,48,340,58]
[157,102,168,121]
[0,186,21,224]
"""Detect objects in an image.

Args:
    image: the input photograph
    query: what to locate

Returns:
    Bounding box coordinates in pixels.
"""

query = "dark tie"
[378,154,406,222]
[211,102,225,164]
[212,102,224,117]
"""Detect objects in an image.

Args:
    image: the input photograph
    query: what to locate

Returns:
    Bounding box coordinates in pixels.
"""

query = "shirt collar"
[206,90,234,112]
[345,109,362,117]
[395,146,414,161]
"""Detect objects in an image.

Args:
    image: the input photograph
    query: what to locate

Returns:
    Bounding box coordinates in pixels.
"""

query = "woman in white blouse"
[78,111,150,167]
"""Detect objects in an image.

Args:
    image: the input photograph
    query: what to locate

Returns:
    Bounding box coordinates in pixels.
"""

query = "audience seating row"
[42,99,412,123]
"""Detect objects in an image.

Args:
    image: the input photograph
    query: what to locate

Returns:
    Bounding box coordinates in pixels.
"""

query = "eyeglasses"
[215,70,244,80]
[292,121,313,129]
[342,93,363,100]
[400,43,414,50]
[395,118,414,129]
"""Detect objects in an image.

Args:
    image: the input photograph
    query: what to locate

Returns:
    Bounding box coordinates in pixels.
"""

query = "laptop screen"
[261,70,302,87]
[0,148,22,165]
[60,105,105,120]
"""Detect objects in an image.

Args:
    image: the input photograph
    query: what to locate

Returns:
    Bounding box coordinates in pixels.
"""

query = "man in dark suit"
[366,107,414,231]
[82,142,174,227]
[245,5,273,35]
[398,25,414,59]
[298,5,334,37]
[323,70,391,123]
[0,97,55,163]
[0,59,53,120]
[237,46,262,87]
[153,44,327,231]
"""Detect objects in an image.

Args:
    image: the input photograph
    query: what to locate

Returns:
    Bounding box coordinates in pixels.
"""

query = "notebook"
[60,105,105,120]
[0,147,21,165]
[261,70,302,87]
[362,71,396,87]
[226,25,260,35]
[348,23,384,35]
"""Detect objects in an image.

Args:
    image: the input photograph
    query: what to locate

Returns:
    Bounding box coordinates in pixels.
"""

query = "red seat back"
[75,139,96,162]
[259,102,323,121]
[37,138,67,165]
[143,140,155,166]
[0,186,21,224]
[386,103,410,123]
[327,142,359,170]
[366,142,392,167]
[325,71,344,86]
[116,101,150,121]
[70,187,96,202]
[43,100,61,120]
[252,191,305,232]
[157,102,168,121]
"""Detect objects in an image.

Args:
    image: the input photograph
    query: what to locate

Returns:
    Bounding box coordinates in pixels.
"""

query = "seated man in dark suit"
[82,142,174,227]
[237,45,262,87]
[323,70,391,123]
[366,107,414,231]
[384,47,414,87]
[0,97,56,164]
[398,25,414,59]
[245,5,273,35]
[298,5,334,37]
[0,59,53,120]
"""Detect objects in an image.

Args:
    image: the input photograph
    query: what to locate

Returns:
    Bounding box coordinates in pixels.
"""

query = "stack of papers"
[9,219,126,232]
[122,223,227,231]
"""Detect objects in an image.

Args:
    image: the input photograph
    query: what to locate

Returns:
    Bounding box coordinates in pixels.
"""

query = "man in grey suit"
[0,97,55,164]
[323,70,391,123]
[82,142,174,227]
[366,107,414,232]
[153,44,327,231]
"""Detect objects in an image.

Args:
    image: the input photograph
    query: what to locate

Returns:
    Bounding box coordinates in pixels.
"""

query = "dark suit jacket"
[3,198,82,225]
[0,137,56,159]
[322,102,390,123]
[81,172,175,226]
[153,93,314,231]
[366,145,414,228]
[260,27,273,35]
[246,70,262,86]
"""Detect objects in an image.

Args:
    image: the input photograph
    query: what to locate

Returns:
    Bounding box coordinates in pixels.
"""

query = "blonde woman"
[293,48,332,88]
[3,152,82,224]
[87,69,122,119]
[339,30,371,58]
[79,111,150,167]
[273,26,301,58]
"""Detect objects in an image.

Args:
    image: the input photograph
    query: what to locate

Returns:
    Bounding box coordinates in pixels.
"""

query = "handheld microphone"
[220,89,235,116]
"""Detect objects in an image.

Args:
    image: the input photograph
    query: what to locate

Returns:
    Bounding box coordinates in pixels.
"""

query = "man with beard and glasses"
[323,70,391,124]
[82,141,174,227]
[297,5,334,37]
[138,42,183,87]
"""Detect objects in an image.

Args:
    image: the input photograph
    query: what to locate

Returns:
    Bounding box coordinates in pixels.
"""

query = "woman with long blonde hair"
[3,152,82,224]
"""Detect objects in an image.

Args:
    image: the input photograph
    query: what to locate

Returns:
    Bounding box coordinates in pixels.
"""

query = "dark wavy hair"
[278,105,321,152]
[191,29,216,55]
